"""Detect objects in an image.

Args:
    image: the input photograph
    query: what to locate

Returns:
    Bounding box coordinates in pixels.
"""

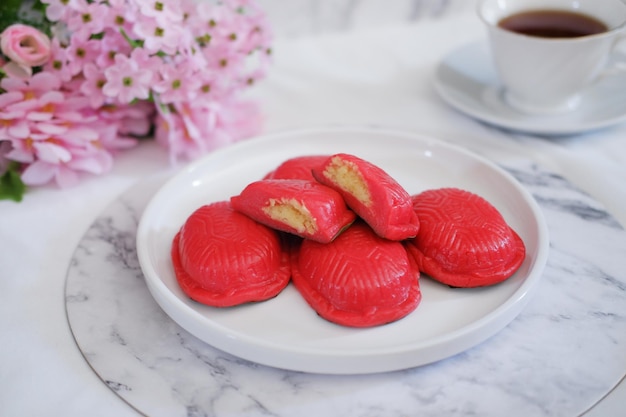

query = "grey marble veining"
[65,159,626,417]
[505,164,623,229]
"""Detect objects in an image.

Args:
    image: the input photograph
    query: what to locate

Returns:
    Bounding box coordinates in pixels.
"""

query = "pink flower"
[95,30,132,69]
[90,118,138,150]
[20,160,69,186]
[64,0,109,38]
[5,111,119,188]
[1,71,63,106]
[40,0,78,22]
[127,48,162,84]
[131,16,187,55]
[80,63,109,108]
[193,2,231,35]
[154,107,200,164]
[202,43,245,79]
[102,52,153,104]
[0,0,273,195]
[5,131,46,164]
[64,34,102,76]
[0,24,52,76]
[0,98,30,140]
[95,100,154,139]
[154,95,262,163]
[135,0,184,25]
[153,58,201,104]
[102,5,136,37]
[43,38,73,83]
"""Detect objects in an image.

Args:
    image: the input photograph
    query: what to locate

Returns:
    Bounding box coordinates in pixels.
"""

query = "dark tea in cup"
[479,0,626,114]
[498,10,608,38]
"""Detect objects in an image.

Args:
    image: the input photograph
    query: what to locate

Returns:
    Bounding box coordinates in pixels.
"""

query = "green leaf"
[0,0,23,34]
[119,28,144,49]
[0,162,27,202]
[0,0,51,36]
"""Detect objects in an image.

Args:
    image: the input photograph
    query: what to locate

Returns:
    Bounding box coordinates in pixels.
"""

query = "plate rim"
[136,126,550,374]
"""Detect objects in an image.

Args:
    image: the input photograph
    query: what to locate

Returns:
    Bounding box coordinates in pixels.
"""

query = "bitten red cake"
[405,187,526,287]
[231,179,356,243]
[171,201,291,307]
[312,153,420,241]
[291,221,422,327]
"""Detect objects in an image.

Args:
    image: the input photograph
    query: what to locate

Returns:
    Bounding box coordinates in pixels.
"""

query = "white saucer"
[434,40,626,136]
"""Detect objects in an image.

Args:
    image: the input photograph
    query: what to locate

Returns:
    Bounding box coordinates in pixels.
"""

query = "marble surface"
[4,1,626,416]
[65,158,626,417]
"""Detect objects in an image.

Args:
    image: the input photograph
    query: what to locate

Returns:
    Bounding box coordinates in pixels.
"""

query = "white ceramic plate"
[136,127,549,374]
[434,40,626,136]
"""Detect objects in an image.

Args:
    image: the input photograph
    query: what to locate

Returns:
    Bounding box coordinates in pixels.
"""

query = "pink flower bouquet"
[0,0,272,201]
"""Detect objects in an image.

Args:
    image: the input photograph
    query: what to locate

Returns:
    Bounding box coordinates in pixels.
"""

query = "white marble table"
[63,146,626,416]
[2,2,625,416]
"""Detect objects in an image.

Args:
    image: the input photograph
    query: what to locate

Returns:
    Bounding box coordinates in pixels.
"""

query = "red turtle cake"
[406,187,526,288]
[291,221,422,327]
[312,153,420,241]
[231,179,356,243]
[264,155,330,181]
[171,155,527,327]
[171,201,291,307]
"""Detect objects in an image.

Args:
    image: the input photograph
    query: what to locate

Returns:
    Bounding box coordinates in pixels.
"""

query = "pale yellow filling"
[324,156,372,206]
[263,198,317,234]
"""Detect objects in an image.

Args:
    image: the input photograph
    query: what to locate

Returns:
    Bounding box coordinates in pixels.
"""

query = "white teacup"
[478,0,626,115]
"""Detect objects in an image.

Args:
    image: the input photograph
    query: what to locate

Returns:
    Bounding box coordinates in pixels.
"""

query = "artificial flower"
[0,0,272,199]
[0,24,51,75]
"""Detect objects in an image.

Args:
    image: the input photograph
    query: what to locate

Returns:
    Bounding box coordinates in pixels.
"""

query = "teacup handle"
[602,31,626,76]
